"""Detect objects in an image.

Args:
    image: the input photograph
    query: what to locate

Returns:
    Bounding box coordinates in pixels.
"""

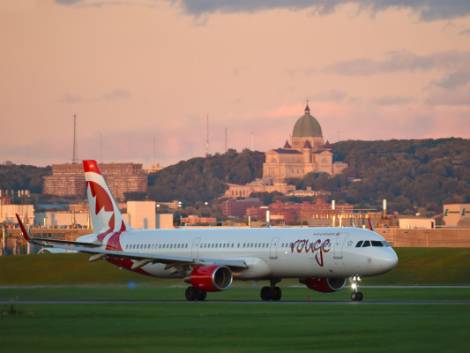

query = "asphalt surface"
[2,299,470,305]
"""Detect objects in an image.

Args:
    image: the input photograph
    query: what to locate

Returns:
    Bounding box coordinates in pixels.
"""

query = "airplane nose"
[372,249,398,274]
[381,250,398,271]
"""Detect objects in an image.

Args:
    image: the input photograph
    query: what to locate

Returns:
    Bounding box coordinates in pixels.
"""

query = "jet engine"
[186,265,233,292]
[300,277,346,293]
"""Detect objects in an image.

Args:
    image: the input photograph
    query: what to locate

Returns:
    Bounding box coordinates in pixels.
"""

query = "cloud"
[373,95,414,106]
[179,1,470,21]
[59,89,131,104]
[433,70,470,89]
[55,1,470,21]
[55,0,157,7]
[426,86,470,106]
[324,50,470,76]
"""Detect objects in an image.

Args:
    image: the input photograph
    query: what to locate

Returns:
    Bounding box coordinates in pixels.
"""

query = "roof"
[273,148,301,154]
[293,104,323,138]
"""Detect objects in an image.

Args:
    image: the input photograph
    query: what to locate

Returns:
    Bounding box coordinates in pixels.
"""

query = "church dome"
[292,104,323,138]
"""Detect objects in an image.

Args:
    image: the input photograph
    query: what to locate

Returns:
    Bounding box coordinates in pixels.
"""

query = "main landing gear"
[350,275,363,302]
[260,279,282,301]
[185,286,207,301]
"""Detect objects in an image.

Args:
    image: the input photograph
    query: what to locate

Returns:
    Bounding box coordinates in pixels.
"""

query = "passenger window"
[362,241,371,247]
[356,241,363,248]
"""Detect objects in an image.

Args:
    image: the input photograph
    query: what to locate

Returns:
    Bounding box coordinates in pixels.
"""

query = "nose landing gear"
[350,276,363,302]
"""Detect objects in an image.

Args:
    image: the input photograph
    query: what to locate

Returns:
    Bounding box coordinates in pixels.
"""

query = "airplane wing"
[16,214,248,270]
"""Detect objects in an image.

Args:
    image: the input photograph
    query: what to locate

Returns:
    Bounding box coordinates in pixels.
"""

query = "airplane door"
[191,237,201,261]
[332,235,346,265]
[270,237,279,260]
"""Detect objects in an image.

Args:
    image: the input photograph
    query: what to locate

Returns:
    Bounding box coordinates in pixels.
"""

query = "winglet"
[16,213,31,242]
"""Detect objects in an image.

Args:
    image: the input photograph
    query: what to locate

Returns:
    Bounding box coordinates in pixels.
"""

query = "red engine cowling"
[186,265,233,292]
[300,277,346,293]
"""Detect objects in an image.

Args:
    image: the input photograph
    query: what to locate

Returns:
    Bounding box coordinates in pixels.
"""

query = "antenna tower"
[72,114,78,164]
[205,114,209,157]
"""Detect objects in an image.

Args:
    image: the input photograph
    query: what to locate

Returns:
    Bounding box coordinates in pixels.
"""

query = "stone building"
[43,163,147,200]
[263,104,347,181]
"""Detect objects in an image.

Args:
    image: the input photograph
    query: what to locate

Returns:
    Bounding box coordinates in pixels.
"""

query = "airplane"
[16,160,398,302]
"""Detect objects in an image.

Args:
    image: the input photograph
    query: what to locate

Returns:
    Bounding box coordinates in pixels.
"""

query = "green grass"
[1,248,470,286]
[0,300,469,353]
[1,287,470,302]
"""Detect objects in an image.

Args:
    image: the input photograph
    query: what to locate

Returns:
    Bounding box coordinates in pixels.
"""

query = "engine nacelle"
[300,277,346,293]
[186,265,233,292]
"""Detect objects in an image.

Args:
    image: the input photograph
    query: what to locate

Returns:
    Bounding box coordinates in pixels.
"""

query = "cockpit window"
[371,241,383,247]
[382,241,391,247]
[362,240,371,247]
[355,241,363,248]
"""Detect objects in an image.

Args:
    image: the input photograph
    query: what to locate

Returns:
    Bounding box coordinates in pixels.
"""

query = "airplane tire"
[351,292,364,302]
[272,286,282,301]
[185,286,198,301]
[197,290,207,301]
[260,286,272,301]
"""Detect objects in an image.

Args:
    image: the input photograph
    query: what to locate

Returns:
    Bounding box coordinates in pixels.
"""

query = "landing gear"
[185,286,207,301]
[260,279,282,301]
[351,291,363,301]
[350,275,363,302]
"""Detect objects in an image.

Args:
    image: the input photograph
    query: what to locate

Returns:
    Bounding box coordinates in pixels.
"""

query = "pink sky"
[1,0,470,167]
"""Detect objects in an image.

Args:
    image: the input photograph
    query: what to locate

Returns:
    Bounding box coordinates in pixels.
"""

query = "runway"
[2,299,470,305]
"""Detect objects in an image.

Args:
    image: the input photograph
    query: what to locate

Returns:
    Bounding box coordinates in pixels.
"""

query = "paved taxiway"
[2,299,470,305]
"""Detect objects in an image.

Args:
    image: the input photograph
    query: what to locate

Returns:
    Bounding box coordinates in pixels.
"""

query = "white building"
[399,217,435,230]
[0,204,34,225]
[127,201,156,229]
[35,211,90,228]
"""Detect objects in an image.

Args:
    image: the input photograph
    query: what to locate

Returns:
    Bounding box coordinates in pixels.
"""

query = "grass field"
[1,250,470,352]
[0,287,469,353]
[1,248,470,286]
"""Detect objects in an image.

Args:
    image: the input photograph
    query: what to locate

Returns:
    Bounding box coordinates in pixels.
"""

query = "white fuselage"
[80,226,398,280]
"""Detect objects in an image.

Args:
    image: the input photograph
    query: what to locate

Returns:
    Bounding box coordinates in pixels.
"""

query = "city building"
[246,199,361,226]
[224,179,296,198]
[157,213,174,229]
[181,215,217,226]
[0,204,35,225]
[221,198,262,218]
[35,211,90,228]
[443,204,470,227]
[262,104,348,181]
[126,201,156,229]
[399,217,435,230]
[43,163,147,200]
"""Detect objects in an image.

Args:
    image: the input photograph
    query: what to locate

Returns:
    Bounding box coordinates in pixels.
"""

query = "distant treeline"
[325,138,470,214]
[148,149,265,203]
[3,138,470,214]
[0,164,51,193]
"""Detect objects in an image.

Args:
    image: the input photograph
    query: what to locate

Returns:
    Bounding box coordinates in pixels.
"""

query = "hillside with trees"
[296,138,470,214]
[148,149,264,203]
[3,138,469,215]
[0,163,51,193]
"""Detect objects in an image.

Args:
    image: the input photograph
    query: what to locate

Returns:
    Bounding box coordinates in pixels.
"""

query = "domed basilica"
[262,104,347,181]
